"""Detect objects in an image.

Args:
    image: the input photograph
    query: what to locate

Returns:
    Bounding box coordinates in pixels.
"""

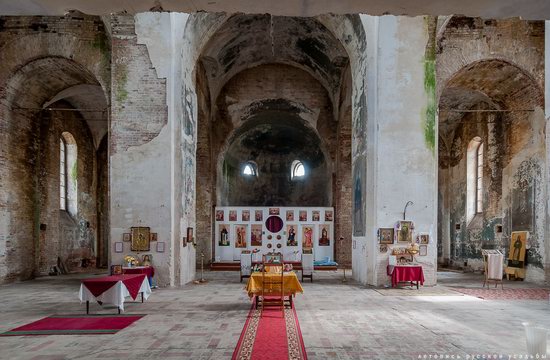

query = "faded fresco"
[352,156,366,236]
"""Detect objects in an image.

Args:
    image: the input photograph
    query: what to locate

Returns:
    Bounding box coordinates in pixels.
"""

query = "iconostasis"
[214,207,334,262]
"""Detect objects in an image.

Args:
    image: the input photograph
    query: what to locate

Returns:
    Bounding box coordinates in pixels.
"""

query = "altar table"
[246,272,304,299]
[387,265,425,289]
[79,274,151,314]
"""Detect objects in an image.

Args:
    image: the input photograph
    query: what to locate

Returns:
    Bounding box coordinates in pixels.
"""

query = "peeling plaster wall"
[437,17,548,283]
[368,16,437,286]
[110,14,174,286]
[0,14,110,283]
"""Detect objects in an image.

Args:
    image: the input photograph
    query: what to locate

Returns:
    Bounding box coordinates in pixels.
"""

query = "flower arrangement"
[123,255,139,266]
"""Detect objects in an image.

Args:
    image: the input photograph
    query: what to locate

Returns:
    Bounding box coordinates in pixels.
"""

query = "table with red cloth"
[79,274,151,314]
[387,265,425,289]
[122,266,154,286]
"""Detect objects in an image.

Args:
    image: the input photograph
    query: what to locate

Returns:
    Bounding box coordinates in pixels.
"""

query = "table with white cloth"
[79,274,151,314]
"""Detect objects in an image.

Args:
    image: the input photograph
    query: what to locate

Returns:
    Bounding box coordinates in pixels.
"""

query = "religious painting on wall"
[255,210,263,221]
[215,210,224,221]
[251,224,262,246]
[302,225,314,250]
[299,210,307,221]
[378,228,394,244]
[269,208,280,215]
[417,234,429,244]
[353,156,366,236]
[508,231,528,268]
[325,210,333,222]
[396,221,414,243]
[379,244,388,253]
[131,227,151,251]
[312,211,320,221]
[286,210,294,221]
[123,233,131,242]
[218,224,230,246]
[419,245,428,256]
[318,224,330,246]
[286,225,298,246]
[186,227,193,243]
[235,225,248,248]
[242,210,250,221]
[229,210,237,221]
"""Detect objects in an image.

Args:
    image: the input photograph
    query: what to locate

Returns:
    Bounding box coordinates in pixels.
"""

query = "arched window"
[467,137,483,223]
[242,161,258,177]
[60,132,78,215]
[59,138,67,210]
[291,160,305,180]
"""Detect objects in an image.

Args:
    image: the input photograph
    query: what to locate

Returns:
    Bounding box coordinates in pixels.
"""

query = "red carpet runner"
[1,314,145,336]
[232,304,307,360]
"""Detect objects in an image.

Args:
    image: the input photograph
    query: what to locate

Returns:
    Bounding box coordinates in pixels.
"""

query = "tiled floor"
[0,270,548,359]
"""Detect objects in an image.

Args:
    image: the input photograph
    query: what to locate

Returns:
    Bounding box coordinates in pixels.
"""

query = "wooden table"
[246,271,304,307]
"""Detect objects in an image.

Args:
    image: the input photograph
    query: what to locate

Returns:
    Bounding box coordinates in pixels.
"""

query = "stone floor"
[0,270,549,360]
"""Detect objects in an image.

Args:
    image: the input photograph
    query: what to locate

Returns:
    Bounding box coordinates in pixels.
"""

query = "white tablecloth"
[78,276,151,311]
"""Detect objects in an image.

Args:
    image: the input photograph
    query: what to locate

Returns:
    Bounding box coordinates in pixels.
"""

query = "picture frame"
[186,227,193,243]
[156,241,165,253]
[111,264,122,275]
[114,242,123,253]
[229,210,237,221]
[312,211,320,221]
[417,234,429,244]
[255,210,263,221]
[242,210,250,221]
[269,208,280,215]
[131,227,151,251]
[380,244,388,253]
[325,210,333,222]
[150,233,158,242]
[216,210,224,221]
[182,237,187,247]
[299,210,307,221]
[122,233,131,242]
[378,228,395,244]
[286,210,294,221]
[396,221,413,243]
[419,245,428,256]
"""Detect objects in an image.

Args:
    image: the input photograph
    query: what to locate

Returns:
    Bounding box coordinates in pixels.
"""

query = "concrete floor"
[0,270,549,360]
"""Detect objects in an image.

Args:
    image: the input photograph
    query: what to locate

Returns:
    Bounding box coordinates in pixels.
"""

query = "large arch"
[0,54,109,282]
[437,56,546,280]
[191,13,360,269]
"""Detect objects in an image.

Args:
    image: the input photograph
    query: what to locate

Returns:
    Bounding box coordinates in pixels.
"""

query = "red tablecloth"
[82,274,145,300]
[387,265,425,288]
[123,266,154,279]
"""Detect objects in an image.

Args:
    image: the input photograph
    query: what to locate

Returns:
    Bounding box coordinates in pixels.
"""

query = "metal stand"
[342,267,347,283]
[198,252,208,284]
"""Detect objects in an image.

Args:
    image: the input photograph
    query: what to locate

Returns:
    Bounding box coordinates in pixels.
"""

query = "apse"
[219,112,330,207]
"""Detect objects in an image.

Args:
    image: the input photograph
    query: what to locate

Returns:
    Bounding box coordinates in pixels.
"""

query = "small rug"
[375,287,463,296]
[1,314,145,336]
[232,302,307,360]
[452,288,550,300]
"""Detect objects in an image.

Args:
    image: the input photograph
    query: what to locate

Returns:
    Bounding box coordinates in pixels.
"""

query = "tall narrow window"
[476,142,484,213]
[291,160,305,180]
[60,132,78,215]
[466,137,483,223]
[59,138,67,210]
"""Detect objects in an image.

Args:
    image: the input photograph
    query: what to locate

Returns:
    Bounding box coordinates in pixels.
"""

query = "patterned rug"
[232,302,307,360]
[452,288,550,300]
[0,314,145,336]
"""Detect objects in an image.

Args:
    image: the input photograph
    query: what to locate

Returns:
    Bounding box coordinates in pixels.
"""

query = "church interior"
[0,1,550,359]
